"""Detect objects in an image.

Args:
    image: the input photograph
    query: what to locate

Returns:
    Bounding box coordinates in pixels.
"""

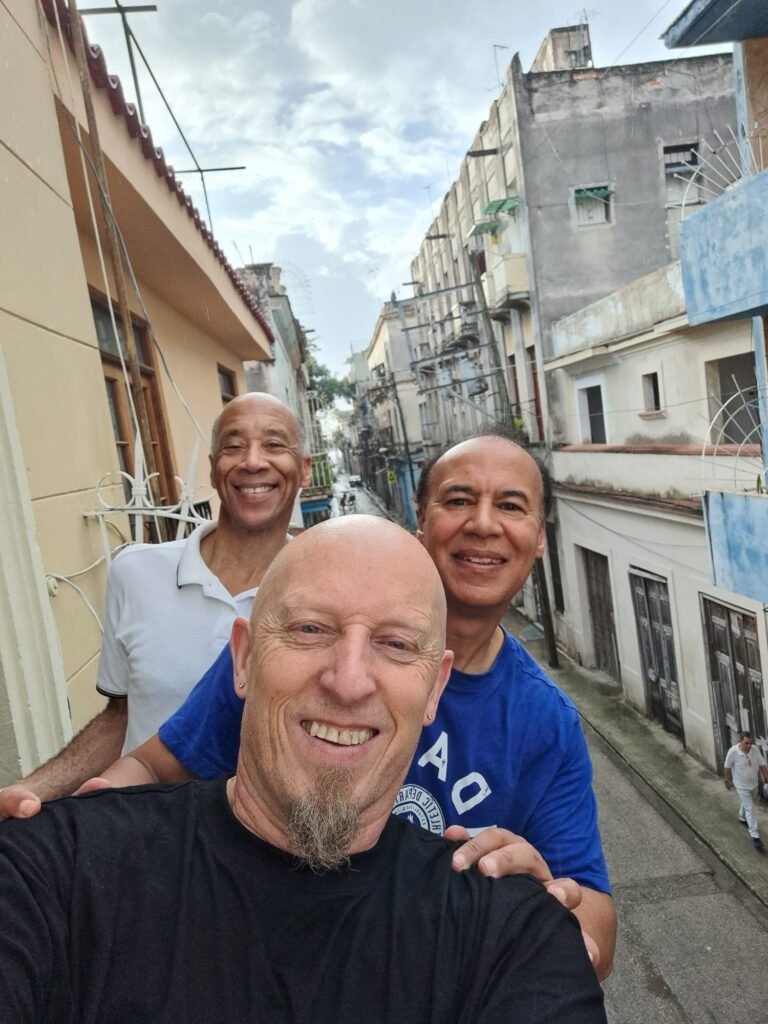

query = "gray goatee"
[287,765,360,873]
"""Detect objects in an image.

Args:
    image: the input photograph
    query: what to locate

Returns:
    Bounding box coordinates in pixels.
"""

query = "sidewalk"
[502,608,768,918]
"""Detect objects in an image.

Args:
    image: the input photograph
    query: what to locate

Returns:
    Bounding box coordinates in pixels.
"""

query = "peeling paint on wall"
[703,490,768,603]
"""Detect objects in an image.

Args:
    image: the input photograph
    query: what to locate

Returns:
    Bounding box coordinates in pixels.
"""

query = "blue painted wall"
[679,171,768,325]
[703,490,768,603]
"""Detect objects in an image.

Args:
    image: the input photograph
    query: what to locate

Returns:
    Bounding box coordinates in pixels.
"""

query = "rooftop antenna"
[80,2,157,125]
[232,241,247,266]
[83,3,245,234]
[493,44,509,90]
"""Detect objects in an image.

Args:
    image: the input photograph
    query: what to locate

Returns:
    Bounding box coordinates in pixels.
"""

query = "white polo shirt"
[724,743,766,790]
[97,522,258,752]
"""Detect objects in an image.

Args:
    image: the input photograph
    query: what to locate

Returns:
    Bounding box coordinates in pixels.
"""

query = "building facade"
[548,261,757,769]
[0,0,272,780]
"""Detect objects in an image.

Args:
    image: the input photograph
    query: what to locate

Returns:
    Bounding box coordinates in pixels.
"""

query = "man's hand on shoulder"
[447,824,554,886]
[0,785,42,822]
[446,824,603,975]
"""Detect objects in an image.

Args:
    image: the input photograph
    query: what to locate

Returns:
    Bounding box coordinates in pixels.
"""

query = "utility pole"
[389,373,416,491]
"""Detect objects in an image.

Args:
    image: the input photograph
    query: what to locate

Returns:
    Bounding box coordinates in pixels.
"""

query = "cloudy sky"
[82,0,726,375]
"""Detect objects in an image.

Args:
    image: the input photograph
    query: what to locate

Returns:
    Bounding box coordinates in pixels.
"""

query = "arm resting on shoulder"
[98,734,195,787]
[0,698,128,819]
[571,888,616,981]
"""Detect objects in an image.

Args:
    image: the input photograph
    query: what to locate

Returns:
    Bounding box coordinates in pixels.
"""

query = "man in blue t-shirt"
[1,429,616,976]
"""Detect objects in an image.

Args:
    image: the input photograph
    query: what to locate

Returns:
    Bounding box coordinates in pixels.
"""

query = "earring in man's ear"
[237,678,245,690]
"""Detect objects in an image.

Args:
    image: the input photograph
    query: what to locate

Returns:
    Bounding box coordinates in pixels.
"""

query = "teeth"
[303,721,373,746]
[239,485,274,494]
[461,555,503,565]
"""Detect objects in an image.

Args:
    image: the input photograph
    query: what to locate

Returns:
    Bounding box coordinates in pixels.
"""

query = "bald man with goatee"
[0,518,605,1024]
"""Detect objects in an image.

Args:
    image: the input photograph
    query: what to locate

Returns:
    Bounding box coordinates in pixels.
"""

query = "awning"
[468,220,500,237]
[482,196,520,216]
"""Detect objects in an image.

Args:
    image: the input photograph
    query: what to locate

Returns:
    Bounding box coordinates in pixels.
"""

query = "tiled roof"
[41,0,273,344]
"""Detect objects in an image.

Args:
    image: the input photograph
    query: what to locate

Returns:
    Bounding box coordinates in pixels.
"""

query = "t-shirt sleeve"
[465,882,606,1024]
[523,716,610,894]
[724,748,735,770]
[96,557,130,698]
[0,833,68,1020]
[158,644,243,779]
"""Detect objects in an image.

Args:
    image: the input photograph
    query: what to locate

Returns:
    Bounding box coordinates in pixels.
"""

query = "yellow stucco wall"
[1,0,121,733]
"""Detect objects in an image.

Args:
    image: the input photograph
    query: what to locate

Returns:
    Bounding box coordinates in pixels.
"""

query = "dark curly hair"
[415,424,552,520]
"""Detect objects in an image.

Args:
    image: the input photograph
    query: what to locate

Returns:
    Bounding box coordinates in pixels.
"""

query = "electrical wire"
[45,576,104,633]
[606,0,678,70]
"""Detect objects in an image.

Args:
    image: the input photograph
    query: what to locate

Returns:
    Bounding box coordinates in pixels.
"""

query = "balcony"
[488,253,529,314]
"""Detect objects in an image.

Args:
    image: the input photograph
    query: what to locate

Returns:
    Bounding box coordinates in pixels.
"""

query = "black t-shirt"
[0,780,605,1023]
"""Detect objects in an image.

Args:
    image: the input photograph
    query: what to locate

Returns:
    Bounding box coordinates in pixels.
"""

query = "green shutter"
[482,196,519,216]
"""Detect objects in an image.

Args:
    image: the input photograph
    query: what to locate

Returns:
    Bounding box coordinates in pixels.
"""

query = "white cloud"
[80,0,730,373]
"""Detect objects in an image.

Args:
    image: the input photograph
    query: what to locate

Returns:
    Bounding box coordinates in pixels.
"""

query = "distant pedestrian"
[339,493,347,513]
[724,732,768,849]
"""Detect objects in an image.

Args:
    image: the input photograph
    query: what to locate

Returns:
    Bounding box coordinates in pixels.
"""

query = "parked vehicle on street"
[349,474,362,487]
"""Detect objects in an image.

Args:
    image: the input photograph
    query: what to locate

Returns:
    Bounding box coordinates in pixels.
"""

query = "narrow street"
[592,734,768,1023]
[330,473,394,520]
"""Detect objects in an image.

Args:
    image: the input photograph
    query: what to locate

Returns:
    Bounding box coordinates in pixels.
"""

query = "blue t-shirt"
[159,631,610,893]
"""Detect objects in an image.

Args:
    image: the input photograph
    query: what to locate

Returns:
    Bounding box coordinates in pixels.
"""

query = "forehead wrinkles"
[219,412,298,445]
[431,448,541,504]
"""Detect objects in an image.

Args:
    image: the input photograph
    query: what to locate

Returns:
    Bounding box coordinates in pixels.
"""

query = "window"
[577,381,607,443]
[573,185,613,227]
[93,298,176,516]
[218,365,237,404]
[705,352,758,445]
[642,372,661,412]
[663,142,699,206]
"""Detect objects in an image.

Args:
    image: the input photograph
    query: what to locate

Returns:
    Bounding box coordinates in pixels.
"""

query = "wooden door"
[629,571,684,740]
[702,598,767,763]
[583,548,620,680]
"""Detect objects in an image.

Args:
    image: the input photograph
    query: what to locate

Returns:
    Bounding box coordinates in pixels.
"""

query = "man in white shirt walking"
[724,731,768,849]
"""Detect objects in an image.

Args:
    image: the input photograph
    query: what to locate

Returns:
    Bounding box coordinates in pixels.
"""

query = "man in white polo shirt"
[8,393,310,805]
[724,731,768,849]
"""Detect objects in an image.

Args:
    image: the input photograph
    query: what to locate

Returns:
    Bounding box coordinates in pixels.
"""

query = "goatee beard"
[287,765,360,873]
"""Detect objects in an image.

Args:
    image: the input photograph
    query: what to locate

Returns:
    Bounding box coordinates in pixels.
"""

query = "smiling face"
[209,394,311,536]
[418,437,546,619]
[231,517,452,854]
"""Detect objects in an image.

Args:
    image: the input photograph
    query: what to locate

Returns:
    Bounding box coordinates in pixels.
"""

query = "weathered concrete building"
[358,300,422,526]
[408,24,735,450]
[532,0,768,775]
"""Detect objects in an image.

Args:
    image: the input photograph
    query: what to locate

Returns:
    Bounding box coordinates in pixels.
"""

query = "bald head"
[252,515,446,641]
[211,393,306,456]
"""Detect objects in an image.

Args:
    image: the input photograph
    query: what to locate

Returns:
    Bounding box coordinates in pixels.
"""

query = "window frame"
[92,295,177,513]
[217,364,238,405]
